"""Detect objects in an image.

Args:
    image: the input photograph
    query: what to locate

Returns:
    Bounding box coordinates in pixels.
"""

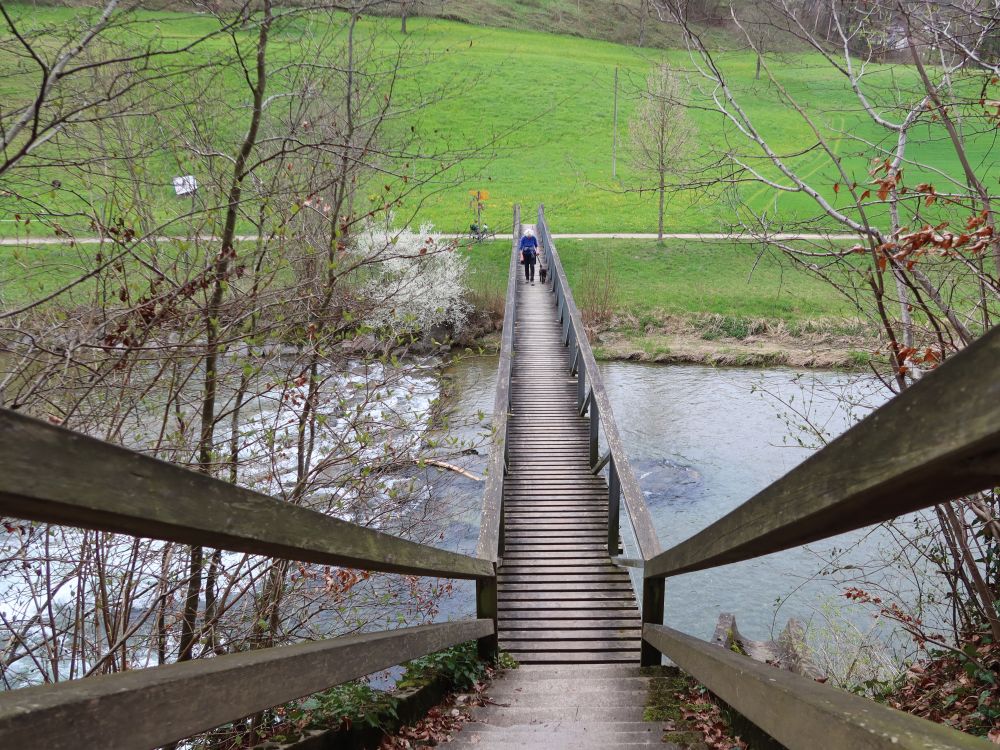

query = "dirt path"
[0,232,859,246]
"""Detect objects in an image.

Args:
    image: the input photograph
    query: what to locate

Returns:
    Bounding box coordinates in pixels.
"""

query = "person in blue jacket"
[519,227,539,285]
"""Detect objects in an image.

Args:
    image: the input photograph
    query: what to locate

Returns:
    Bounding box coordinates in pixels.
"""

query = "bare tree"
[627,62,696,240]
[650,0,1000,678]
[0,2,495,744]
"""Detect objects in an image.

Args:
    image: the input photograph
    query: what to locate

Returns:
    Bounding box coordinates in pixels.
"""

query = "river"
[435,355,919,653]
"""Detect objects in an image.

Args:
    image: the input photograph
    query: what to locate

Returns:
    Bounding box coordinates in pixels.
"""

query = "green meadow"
[1,4,996,238]
[461,238,857,323]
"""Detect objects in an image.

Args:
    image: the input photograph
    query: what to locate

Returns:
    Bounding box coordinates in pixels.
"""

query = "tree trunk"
[657,175,666,241]
[755,53,761,80]
[401,1,408,34]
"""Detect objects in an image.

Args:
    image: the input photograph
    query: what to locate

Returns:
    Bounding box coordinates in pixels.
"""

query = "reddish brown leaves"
[670,689,748,750]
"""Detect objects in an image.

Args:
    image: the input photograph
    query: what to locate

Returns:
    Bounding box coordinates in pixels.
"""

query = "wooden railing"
[535,204,998,748]
[474,203,521,656]
[0,362,497,742]
[535,206,666,665]
[3,204,998,750]
[638,324,1000,749]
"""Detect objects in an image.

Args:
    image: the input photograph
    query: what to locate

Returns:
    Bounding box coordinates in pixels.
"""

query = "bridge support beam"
[476,576,499,661]
[640,577,665,666]
[608,461,622,556]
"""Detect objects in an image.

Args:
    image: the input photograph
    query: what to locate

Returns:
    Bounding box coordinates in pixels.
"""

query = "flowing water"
[437,355,907,644]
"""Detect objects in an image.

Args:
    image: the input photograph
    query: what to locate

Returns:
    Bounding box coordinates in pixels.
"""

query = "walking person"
[519,227,538,285]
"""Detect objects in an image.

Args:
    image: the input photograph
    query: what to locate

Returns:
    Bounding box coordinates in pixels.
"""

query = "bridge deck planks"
[496,271,641,664]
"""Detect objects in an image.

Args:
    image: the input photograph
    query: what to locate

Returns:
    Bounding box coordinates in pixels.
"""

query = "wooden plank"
[498,609,640,620]
[642,624,989,750]
[498,585,633,595]
[501,640,639,652]
[503,545,610,553]
[0,411,492,581]
[501,629,642,641]
[502,558,612,565]
[499,565,623,574]
[501,619,641,630]
[498,574,630,584]
[510,652,638,664]
[497,601,637,612]
[503,613,642,637]
[0,619,493,750]
[644,325,1000,580]
[498,590,635,600]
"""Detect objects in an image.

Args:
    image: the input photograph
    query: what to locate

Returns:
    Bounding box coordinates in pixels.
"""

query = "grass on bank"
[462,237,859,324]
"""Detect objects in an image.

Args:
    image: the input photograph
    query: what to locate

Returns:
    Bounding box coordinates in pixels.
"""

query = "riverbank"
[592,313,874,369]
[463,238,876,369]
[471,315,874,370]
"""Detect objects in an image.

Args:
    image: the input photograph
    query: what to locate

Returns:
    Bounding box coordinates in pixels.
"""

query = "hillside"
[1,3,996,236]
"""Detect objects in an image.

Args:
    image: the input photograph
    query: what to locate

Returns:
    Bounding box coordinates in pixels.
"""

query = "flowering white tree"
[352,220,472,336]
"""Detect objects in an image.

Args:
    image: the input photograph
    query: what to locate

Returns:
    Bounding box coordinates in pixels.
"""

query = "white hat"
[524,227,534,236]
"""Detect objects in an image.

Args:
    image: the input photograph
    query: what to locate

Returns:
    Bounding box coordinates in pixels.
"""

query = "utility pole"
[612,66,619,179]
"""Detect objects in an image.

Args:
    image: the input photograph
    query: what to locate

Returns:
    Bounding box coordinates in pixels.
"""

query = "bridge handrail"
[0,406,497,747]
[638,292,1000,744]
[536,206,662,561]
[0,619,492,750]
[644,324,1000,580]
[476,204,521,563]
[0,409,493,580]
[643,623,989,750]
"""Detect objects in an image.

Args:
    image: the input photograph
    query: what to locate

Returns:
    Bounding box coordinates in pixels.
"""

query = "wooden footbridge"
[1,206,998,748]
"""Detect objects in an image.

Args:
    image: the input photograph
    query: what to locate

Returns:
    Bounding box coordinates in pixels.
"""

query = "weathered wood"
[512,651,637,664]
[641,577,666,667]
[500,607,638,627]
[501,629,641,640]
[493,214,644,664]
[643,624,990,750]
[498,599,639,610]
[476,204,520,563]
[536,209,662,561]
[501,619,640,630]
[499,590,636,600]
[500,639,639,651]
[0,619,493,750]
[644,324,1000,580]
[0,410,492,581]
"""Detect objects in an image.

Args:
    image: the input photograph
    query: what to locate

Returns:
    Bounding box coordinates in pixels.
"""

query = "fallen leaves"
[675,689,748,750]
[379,676,495,748]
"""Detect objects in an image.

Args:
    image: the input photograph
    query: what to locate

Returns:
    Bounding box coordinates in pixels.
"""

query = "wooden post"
[589,401,600,467]
[608,460,621,555]
[641,576,665,666]
[612,66,619,179]
[476,576,499,661]
[578,367,587,413]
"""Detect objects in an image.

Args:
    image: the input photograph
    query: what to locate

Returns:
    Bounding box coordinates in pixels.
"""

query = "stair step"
[469,705,647,725]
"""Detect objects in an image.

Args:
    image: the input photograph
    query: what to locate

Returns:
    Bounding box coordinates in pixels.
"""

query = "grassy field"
[462,237,857,322]
[3,235,853,325]
[2,4,996,239]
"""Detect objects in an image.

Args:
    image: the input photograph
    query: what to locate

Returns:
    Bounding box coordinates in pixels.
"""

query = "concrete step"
[487,676,650,694]
[504,663,644,678]
[447,740,679,749]
[455,721,664,735]
[486,689,649,708]
[468,705,648,725]
[446,724,680,750]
